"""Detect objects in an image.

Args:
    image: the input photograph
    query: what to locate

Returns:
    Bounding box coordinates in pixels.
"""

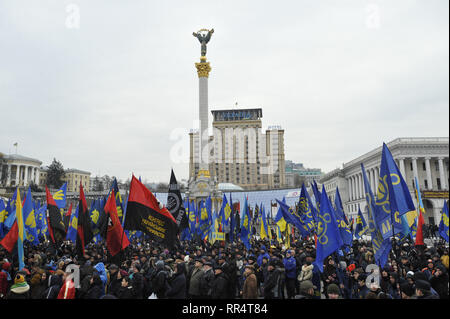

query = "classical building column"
[425,157,433,190]
[6,164,11,186]
[348,178,352,202]
[438,157,448,190]
[24,165,29,186]
[358,174,363,199]
[374,166,379,195]
[16,165,21,185]
[398,157,406,179]
[36,167,40,186]
[412,157,419,182]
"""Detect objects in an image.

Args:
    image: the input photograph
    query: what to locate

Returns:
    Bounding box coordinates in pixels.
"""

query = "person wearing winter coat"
[93,262,107,297]
[0,262,12,299]
[430,265,449,299]
[283,250,297,299]
[211,265,228,299]
[117,276,135,299]
[242,265,258,299]
[263,260,280,299]
[166,262,186,299]
[84,273,104,299]
[256,246,270,267]
[6,273,30,299]
[43,274,63,299]
[131,263,145,299]
[30,270,47,299]
[200,261,214,298]
[152,260,169,299]
[188,258,204,298]
[415,280,439,299]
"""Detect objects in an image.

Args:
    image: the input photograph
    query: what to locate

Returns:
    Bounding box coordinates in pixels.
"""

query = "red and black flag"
[63,203,73,232]
[76,184,94,258]
[166,169,189,232]
[123,175,178,248]
[103,190,130,256]
[46,186,66,245]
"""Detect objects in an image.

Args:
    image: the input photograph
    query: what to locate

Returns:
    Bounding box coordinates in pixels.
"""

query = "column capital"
[195,61,211,77]
[437,157,445,161]
[411,157,418,161]
[424,156,432,160]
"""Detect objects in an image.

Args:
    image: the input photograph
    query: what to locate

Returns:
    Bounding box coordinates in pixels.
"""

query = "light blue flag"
[313,185,343,272]
[354,206,369,239]
[22,188,39,246]
[66,204,79,243]
[439,201,449,242]
[361,163,391,268]
[375,143,416,239]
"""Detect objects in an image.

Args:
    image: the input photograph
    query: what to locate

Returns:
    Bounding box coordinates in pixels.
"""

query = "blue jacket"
[94,262,107,296]
[257,246,270,267]
[283,257,297,279]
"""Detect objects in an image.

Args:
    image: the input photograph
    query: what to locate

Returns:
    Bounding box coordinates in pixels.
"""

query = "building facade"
[189,108,286,190]
[319,137,449,225]
[0,153,42,187]
[285,160,323,187]
[39,167,91,192]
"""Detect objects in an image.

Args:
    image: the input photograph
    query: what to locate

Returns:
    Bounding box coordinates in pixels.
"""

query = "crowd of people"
[0,235,448,300]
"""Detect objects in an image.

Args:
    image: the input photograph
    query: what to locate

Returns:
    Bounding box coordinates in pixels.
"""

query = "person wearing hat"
[200,261,214,298]
[356,274,369,299]
[430,264,449,299]
[283,250,297,299]
[6,273,30,299]
[188,258,204,299]
[415,280,439,299]
[399,282,415,299]
[166,262,186,299]
[263,260,280,299]
[295,280,315,299]
[242,265,258,299]
[0,262,12,299]
[326,283,341,299]
[211,264,228,299]
[107,264,122,297]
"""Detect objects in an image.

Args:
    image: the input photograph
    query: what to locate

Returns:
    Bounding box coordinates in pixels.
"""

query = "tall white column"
[16,165,21,185]
[425,157,433,190]
[412,157,419,182]
[6,164,11,186]
[348,178,352,202]
[374,167,379,195]
[36,168,40,186]
[357,174,362,199]
[438,157,448,190]
[398,158,406,178]
[353,175,357,200]
[24,165,29,186]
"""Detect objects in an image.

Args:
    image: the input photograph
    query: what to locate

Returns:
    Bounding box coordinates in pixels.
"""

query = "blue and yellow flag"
[219,194,232,228]
[335,187,349,225]
[16,189,25,270]
[298,184,316,233]
[439,201,449,242]
[274,197,287,232]
[4,189,18,230]
[0,199,6,238]
[375,143,416,239]
[240,196,252,249]
[361,163,391,268]
[276,199,309,237]
[110,178,124,224]
[333,188,353,247]
[259,205,270,240]
[66,204,79,243]
[53,182,67,209]
[35,203,48,240]
[23,188,39,246]
[354,206,369,239]
[311,180,322,213]
[198,199,210,240]
[313,185,343,272]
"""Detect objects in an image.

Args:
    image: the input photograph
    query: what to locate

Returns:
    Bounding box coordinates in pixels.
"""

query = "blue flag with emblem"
[276,198,309,238]
[439,201,449,242]
[66,204,79,243]
[361,163,391,268]
[333,188,353,247]
[198,199,210,240]
[311,180,322,212]
[219,193,231,228]
[313,185,343,272]
[4,189,18,230]
[354,206,369,239]
[35,203,48,240]
[53,182,67,209]
[375,143,416,240]
[110,178,124,224]
[298,184,316,233]
[240,196,252,250]
[274,197,287,232]
[22,187,39,246]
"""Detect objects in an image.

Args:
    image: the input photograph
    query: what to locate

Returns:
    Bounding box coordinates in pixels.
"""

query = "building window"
[424,180,428,189]
[437,178,441,190]
[422,162,426,171]
[410,163,413,171]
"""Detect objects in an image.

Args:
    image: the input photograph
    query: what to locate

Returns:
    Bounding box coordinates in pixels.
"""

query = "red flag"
[104,190,130,256]
[0,221,19,253]
[123,175,178,247]
[76,184,93,258]
[415,210,425,246]
[57,280,76,299]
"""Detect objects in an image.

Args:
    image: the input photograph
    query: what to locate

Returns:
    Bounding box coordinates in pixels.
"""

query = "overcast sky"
[0,0,448,183]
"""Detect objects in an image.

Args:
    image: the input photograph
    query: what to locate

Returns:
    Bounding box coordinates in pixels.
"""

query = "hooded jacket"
[257,246,270,267]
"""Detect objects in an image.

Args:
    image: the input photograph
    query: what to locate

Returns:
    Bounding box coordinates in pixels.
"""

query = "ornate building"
[0,153,42,187]
[319,137,449,225]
